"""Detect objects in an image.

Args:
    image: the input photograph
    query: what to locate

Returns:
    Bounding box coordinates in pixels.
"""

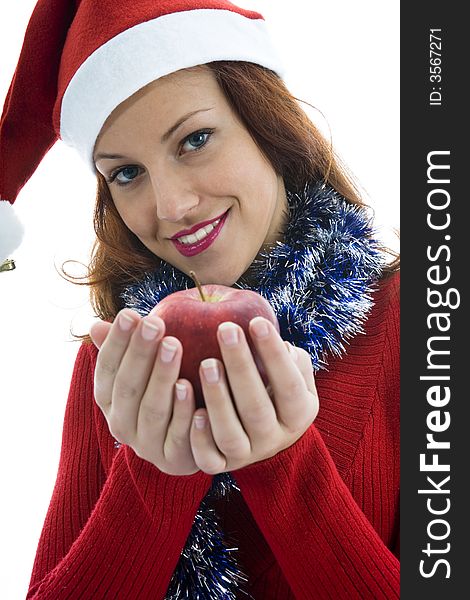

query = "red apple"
[151,273,279,408]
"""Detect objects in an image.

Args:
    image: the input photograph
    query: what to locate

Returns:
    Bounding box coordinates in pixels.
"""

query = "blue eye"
[180,129,213,154]
[109,165,141,186]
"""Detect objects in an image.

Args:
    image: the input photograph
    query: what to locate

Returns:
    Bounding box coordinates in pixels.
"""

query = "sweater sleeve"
[232,274,400,599]
[233,425,399,599]
[27,342,212,600]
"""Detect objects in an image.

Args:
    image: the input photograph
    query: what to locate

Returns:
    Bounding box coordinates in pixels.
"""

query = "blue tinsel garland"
[121,182,385,599]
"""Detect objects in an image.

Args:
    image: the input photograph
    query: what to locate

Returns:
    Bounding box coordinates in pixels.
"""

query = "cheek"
[205,142,275,196]
[113,196,154,236]
[114,203,136,232]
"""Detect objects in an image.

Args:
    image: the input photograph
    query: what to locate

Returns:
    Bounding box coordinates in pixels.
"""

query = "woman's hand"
[190,317,319,474]
[90,309,199,475]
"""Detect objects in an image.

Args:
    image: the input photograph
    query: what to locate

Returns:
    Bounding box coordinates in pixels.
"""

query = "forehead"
[97,67,223,138]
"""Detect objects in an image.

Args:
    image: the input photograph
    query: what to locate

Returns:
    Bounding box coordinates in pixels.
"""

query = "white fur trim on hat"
[60,9,284,170]
[0,200,24,264]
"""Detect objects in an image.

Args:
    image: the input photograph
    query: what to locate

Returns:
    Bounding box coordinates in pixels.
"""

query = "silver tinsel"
[122,182,385,599]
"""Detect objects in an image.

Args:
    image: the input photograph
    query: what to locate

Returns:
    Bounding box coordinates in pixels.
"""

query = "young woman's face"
[94,67,287,285]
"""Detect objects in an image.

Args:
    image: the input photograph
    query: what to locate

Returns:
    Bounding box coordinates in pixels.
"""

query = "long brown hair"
[66,61,399,328]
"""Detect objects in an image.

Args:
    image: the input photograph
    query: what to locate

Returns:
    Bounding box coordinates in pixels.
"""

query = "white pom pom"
[0,200,24,264]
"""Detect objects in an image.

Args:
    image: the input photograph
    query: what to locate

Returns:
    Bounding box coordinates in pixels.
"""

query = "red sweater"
[27,272,400,599]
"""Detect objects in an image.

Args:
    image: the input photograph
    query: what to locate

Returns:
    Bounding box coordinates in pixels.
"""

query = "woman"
[1,1,399,598]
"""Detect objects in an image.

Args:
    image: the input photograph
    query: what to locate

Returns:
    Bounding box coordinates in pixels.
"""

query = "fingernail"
[194,415,206,430]
[219,322,239,346]
[141,318,160,341]
[250,317,270,338]
[175,382,187,401]
[201,358,220,383]
[118,312,135,331]
[160,339,177,363]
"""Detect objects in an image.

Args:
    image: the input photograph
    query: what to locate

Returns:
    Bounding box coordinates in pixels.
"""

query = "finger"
[136,335,182,445]
[285,342,319,421]
[163,379,195,461]
[216,322,277,438]
[109,315,165,442]
[94,309,140,412]
[190,409,227,475]
[285,342,317,397]
[249,318,314,431]
[90,320,112,349]
[199,358,251,461]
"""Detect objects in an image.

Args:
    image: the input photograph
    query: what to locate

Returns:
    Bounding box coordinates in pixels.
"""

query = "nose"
[150,170,199,222]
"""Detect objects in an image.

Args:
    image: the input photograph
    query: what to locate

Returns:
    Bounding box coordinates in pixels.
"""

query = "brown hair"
[66,61,399,330]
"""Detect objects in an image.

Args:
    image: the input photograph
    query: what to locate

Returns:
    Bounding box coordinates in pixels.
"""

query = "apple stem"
[189,271,207,302]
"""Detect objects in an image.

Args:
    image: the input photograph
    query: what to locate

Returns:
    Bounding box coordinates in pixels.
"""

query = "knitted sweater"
[27,271,400,599]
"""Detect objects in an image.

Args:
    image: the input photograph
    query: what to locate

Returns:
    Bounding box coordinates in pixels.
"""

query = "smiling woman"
[93,67,287,287]
[0,1,399,599]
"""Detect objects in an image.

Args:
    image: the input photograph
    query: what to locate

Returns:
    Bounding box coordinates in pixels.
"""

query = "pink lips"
[171,210,229,257]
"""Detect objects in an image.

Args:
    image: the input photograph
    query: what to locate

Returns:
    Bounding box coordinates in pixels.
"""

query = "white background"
[0,2,399,598]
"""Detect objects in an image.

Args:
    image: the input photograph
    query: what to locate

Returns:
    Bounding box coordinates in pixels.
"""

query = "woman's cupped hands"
[90,308,318,476]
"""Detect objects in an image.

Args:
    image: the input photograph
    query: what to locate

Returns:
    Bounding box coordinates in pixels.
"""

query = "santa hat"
[0,0,283,268]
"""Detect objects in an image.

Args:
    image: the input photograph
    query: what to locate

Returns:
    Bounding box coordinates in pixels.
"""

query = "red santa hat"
[0,0,283,268]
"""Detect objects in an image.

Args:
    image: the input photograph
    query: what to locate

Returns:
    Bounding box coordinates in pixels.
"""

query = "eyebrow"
[93,107,214,163]
[161,107,214,142]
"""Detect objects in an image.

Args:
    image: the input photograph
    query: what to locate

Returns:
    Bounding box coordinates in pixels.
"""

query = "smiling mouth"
[176,217,222,245]
[171,210,229,257]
